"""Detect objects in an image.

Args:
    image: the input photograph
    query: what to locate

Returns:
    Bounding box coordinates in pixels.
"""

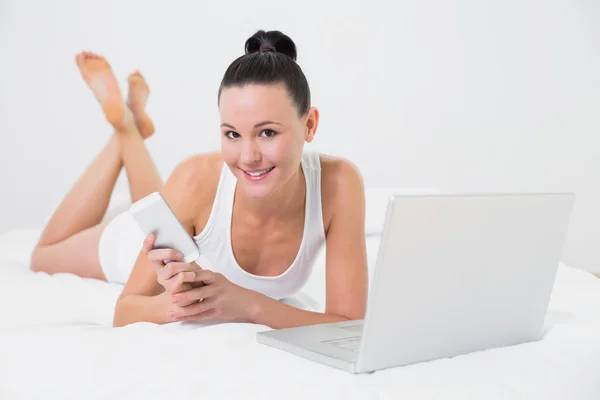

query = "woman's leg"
[36,134,122,248]
[117,70,162,203]
[31,52,162,279]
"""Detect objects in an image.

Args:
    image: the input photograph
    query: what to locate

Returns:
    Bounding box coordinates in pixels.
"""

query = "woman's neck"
[237,167,306,221]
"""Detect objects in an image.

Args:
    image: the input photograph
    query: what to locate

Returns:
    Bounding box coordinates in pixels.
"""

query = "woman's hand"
[166,270,258,323]
[142,233,203,295]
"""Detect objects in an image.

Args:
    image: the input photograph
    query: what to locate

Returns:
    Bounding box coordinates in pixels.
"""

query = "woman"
[31,30,368,329]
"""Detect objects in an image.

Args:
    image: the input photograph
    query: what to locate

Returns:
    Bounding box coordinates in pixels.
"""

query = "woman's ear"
[304,107,319,143]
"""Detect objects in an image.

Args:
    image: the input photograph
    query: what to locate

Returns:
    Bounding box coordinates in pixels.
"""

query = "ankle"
[112,108,137,134]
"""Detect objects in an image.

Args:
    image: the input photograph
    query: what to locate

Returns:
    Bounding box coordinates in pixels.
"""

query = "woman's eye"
[260,129,277,138]
[226,131,240,139]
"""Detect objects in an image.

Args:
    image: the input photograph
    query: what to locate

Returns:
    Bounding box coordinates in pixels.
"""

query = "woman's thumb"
[142,233,155,253]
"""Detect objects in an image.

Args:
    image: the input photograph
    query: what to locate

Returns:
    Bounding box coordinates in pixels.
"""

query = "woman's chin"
[238,172,276,197]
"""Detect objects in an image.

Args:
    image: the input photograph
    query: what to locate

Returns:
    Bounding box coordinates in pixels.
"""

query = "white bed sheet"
[0,228,599,400]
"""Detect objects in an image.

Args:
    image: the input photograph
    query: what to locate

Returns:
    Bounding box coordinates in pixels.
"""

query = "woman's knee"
[29,230,107,280]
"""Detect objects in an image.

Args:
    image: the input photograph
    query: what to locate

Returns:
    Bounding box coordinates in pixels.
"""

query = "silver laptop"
[257,193,575,373]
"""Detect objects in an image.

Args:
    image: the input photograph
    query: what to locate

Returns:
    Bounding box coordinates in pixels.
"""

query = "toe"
[89,52,103,61]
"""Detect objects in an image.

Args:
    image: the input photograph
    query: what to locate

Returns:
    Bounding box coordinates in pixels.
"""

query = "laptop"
[257,193,575,373]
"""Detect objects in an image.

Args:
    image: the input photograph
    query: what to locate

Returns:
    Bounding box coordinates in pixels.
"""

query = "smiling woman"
[29,29,368,330]
[219,82,312,199]
[113,30,369,328]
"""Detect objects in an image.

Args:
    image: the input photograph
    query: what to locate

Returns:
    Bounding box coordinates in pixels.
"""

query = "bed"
[0,189,599,399]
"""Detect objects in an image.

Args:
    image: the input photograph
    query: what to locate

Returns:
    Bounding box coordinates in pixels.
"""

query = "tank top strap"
[301,151,325,240]
[193,160,236,242]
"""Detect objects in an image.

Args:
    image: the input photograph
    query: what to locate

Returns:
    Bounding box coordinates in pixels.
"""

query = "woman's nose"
[240,139,260,165]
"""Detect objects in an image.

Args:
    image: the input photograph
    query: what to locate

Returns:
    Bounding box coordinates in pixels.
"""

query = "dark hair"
[218,30,311,116]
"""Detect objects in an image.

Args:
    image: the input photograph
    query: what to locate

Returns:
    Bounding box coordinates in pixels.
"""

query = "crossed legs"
[30,52,162,280]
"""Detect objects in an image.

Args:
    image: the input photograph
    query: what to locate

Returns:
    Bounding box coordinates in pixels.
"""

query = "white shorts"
[98,210,145,284]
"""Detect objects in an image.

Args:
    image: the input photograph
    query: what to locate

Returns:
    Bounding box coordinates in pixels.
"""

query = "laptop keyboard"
[339,323,364,333]
[322,335,362,352]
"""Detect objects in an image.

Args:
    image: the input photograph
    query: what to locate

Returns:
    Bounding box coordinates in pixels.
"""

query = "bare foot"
[127,71,155,139]
[76,52,133,131]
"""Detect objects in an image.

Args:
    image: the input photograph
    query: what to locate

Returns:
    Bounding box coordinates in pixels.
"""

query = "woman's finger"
[171,298,216,319]
[141,235,165,275]
[165,271,196,293]
[141,234,155,255]
[192,269,217,285]
[160,262,196,281]
[147,248,184,264]
[180,307,218,322]
[172,282,221,306]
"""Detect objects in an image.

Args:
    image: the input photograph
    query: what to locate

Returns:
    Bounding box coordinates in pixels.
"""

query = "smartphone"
[129,191,200,263]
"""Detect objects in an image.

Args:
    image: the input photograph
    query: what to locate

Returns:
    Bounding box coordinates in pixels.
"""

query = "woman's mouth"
[242,166,275,181]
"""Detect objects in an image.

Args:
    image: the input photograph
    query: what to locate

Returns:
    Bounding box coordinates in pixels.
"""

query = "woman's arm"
[113,291,171,326]
[247,292,350,329]
[249,159,369,328]
[113,154,220,327]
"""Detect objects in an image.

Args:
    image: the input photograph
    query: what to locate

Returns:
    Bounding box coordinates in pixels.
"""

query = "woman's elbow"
[112,298,128,327]
[112,292,165,327]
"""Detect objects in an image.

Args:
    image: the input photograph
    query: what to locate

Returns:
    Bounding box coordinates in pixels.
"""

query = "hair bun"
[245,30,298,61]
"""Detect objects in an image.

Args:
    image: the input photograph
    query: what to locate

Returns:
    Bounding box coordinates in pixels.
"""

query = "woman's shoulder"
[168,152,224,190]
[317,153,364,192]
[316,153,365,232]
[162,152,225,229]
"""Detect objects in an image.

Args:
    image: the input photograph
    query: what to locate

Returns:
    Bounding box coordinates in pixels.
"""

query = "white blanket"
[0,229,599,400]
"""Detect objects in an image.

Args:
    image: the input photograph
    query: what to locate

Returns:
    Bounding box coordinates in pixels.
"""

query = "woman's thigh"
[30,221,109,280]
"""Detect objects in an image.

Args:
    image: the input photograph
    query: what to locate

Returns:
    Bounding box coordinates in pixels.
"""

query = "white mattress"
[0,228,599,399]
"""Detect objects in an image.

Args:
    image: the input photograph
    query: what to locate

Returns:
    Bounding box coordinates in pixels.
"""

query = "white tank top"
[192,151,326,300]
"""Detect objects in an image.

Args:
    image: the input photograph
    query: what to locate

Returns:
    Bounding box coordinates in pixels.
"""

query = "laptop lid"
[356,193,575,373]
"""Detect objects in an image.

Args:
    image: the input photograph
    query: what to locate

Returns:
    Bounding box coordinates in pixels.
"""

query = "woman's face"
[219,83,318,199]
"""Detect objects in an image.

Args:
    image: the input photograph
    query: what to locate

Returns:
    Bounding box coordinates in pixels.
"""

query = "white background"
[1,0,598,273]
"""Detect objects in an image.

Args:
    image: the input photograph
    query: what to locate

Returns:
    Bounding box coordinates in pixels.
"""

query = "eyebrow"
[220,120,284,129]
